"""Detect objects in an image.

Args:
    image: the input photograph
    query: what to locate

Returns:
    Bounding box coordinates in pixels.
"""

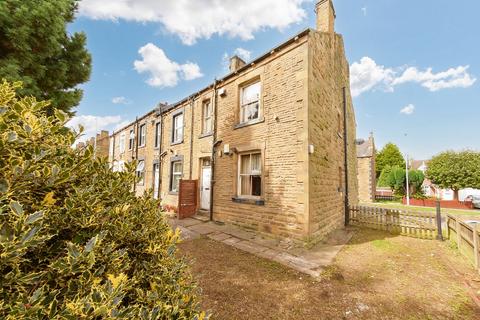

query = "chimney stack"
[315,0,336,33]
[229,55,246,73]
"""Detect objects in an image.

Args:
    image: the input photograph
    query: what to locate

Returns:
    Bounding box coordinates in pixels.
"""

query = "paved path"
[169,217,352,277]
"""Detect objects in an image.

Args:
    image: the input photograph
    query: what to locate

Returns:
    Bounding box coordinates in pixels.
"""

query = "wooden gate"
[177,179,198,219]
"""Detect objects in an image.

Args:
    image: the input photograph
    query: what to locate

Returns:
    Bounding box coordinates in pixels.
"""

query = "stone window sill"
[198,132,213,139]
[170,140,183,146]
[234,118,265,130]
[169,191,179,195]
[231,197,265,206]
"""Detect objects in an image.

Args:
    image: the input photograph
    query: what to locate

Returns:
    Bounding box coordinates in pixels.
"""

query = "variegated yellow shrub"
[0,81,205,319]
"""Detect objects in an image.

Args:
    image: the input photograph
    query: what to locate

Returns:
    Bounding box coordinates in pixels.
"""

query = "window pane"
[247,102,259,121]
[252,176,261,196]
[172,175,180,191]
[251,153,261,174]
[240,175,250,195]
[242,82,260,105]
[240,155,250,174]
[173,161,182,173]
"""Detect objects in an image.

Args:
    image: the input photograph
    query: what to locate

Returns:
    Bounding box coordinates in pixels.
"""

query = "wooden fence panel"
[445,214,480,274]
[349,205,437,239]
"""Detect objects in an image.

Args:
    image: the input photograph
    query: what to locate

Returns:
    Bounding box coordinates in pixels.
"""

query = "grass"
[363,201,480,216]
[178,228,480,319]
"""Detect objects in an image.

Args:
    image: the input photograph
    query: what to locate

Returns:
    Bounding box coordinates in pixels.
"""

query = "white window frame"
[239,81,261,124]
[154,122,161,148]
[138,124,146,147]
[237,152,262,199]
[170,160,183,192]
[128,129,134,150]
[172,112,184,144]
[136,160,145,185]
[202,100,213,134]
[119,133,126,154]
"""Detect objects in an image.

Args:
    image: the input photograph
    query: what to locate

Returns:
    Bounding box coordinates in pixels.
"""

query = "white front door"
[153,163,160,199]
[200,163,211,210]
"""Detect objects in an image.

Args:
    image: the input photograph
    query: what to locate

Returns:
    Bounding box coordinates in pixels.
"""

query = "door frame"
[199,157,212,211]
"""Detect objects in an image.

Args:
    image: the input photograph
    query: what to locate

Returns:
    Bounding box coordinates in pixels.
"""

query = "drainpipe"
[189,98,195,179]
[157,104,164,200]
[343,87,350,226]
[209,80,218,221]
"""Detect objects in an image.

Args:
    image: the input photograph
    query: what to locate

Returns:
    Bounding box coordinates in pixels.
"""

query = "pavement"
[168,216,352,278]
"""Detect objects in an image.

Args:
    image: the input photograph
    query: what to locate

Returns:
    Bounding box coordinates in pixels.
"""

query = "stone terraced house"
[108,0,358,243]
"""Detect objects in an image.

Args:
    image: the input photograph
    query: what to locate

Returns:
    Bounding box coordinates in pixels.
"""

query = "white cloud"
[78,0,308,45]
[234,48,252,62]
[392,65,476,91]
[350,57,476,97]
[349,57,395,97]
[134,43,203,88]
[400,104,415,115]
[67,115,124,143]
[112,96,130,104]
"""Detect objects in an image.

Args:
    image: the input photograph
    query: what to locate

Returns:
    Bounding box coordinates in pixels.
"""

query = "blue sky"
[68,0,479,160]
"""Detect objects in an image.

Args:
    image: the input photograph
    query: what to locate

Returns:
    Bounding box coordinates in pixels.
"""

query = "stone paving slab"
[207,232,232,242]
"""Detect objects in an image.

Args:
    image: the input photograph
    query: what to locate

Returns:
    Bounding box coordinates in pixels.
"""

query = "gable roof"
[356,138,374,158]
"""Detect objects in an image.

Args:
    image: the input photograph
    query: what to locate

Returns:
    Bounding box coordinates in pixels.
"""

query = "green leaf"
[7,131,17,142]
[0,179,9,193]
[10,201,23,215]
[26,211,44,224]
[84,235,97,253]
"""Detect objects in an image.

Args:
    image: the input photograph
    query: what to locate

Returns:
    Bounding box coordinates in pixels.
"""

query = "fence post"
[436,201,443,241]
[385,209,391,233]
[474,223,480,272]
[456,216,462,251]
[446,215,450,239]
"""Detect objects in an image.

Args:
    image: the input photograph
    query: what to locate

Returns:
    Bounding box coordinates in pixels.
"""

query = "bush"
[385,166,425,199]
[0,81,205,319]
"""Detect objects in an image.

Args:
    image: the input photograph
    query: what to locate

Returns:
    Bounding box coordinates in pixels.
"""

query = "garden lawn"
[179,228,480,320]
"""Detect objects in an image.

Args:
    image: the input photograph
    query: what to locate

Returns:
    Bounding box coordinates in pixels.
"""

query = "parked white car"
[465,195,480,209]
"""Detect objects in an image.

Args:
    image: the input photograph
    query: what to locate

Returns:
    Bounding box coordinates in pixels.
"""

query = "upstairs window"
[202,100,213,134]
[119,133,125,153]
[154,122,161,148]
[128,129,134,150]
[238,152,262,198]
[240,81,261,124]
[138,124,146,147]
[172,112,184,144]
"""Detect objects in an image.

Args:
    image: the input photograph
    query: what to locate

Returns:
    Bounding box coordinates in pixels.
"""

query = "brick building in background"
[109,0,358,243]
[76,130,110,158]
[356,133,376,203]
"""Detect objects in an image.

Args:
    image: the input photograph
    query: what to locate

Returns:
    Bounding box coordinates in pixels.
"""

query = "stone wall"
[357,156,375,202]
[307,30,358,242]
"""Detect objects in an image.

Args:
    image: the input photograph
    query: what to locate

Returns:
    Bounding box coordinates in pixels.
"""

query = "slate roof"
[356,138,374,158]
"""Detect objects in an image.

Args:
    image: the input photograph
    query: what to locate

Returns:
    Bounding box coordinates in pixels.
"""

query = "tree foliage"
[375,143,405,177]
[0,81,204,319]
[377,165,393,188]
[385,166,425,199]
[426,150,480,199]
[0,0,91,114]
